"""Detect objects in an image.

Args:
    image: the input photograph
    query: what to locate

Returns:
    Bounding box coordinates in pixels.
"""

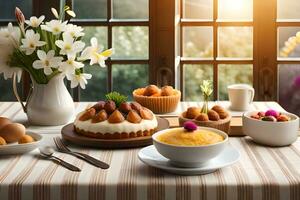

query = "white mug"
[227,84,255,111]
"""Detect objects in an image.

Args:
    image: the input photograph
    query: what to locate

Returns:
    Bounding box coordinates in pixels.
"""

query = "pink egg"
[265,109,279,118]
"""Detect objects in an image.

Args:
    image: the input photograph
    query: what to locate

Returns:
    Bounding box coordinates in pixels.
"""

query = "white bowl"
[0,132,43,155]
[152,127,228,168]
[242,111,299,146]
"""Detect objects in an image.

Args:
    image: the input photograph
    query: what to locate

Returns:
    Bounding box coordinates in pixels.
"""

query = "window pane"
[0,77,17,101]
[184,64,213,101]
[277,0,300,20]
[183,0,213,20]
[81,65,107,101]
[113,0,148,19]
[278,64,300,115]
[0,0,32,19]
[183,27,213,58]
[218,64,253,100]
[73,0,107,19]
[112,26,148,59]
[278,27,300,58]
[112,64,148,100]
[82,26,108,49]
[218,27,253,58]
[218,0,252,21]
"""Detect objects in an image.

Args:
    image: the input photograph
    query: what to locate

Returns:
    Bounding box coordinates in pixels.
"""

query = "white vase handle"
[12,74,31,113]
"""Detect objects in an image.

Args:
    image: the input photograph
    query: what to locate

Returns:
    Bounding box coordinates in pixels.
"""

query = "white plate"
[0,132,43,155]
[138,145,240,175]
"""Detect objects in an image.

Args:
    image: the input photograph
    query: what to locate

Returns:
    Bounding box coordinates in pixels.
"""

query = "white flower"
[0,63,22,82]
[55,33,85,55]
[67,73,92,89]
[41,20,67,35]
[20,30,46,55]
[25,15,45,27]
[32,50,63,75]
[0,23,20,46]
[66,10,76,18]
[59,54,84,75]
[79,37,113,67]
[64,24,84,38]
[51,8,59,19]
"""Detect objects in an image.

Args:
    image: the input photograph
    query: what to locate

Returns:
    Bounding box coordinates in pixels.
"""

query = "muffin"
[132,85,181,114]
[178,105,231,133]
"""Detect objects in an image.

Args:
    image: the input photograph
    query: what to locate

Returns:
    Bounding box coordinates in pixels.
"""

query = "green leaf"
[105,92,128,107]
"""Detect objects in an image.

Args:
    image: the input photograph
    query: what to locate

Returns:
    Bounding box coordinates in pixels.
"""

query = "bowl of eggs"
[242,109,299,146]
[0,117,42,155]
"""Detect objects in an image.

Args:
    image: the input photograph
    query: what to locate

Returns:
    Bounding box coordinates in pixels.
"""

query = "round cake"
[74,99,158,139]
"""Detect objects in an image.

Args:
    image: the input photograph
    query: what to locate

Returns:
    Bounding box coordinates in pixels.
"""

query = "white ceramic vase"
[13,74,75,126]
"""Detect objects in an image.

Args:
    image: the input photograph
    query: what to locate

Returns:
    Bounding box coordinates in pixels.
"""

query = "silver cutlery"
[39,146,81,172]
[53,137,110,169]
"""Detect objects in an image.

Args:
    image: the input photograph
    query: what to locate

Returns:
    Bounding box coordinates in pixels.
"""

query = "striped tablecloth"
[0,102,299,200]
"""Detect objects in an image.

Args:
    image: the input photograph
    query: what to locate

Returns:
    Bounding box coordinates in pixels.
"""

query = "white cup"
[227,84,255,111]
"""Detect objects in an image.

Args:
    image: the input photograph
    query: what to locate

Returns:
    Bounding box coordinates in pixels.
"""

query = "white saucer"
[138,145,240,175]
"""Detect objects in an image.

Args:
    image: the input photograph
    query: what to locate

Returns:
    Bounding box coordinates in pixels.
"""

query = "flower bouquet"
[0,3,112,125]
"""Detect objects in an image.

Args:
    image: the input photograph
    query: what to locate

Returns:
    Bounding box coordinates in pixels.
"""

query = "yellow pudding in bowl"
[157,129,224,146]
[152,124,228,167]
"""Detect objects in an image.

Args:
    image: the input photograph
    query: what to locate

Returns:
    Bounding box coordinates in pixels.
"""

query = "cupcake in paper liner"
[132,85,181,114]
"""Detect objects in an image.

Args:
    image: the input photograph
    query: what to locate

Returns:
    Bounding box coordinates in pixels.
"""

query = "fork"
[53,137,110,169]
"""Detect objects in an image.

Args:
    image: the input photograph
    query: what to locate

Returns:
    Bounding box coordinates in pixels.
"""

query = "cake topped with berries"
[74,92,158,139]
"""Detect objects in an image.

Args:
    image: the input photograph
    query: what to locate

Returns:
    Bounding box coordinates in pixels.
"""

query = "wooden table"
[1,101,299,200]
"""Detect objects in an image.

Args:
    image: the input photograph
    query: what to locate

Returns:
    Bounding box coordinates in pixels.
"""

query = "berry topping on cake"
[104,100,116,114]
[79,108,96,121]
[131,102,142,112]
[92,101,105,111]
[108,110,125,123]
[119,102,132,113]
[92,109,108,123]
[127,110,142,123]
[140,108,154,120]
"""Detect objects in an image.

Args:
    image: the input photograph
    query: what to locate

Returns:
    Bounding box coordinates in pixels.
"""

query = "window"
[277,0,300,114]
[1,0,300,115]
[71,0,150,101]
[180,0,253,101]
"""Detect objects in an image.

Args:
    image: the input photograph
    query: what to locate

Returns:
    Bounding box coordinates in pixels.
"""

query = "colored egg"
[0,117,12,130]
[0,123,26,143]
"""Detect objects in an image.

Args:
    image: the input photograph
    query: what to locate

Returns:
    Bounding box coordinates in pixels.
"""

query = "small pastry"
[104,100,116,113]
[108,110,125,123]
[18,135,34,144]
[79,108,96,121]
[186,107,201,119]
[0,136,6,145]
[143,85,160,96]
[161,86,174,96]
[196,113,209,121]
[251,114,260,120]
[127,110,142,123]
[208,110,220,121]
[92,110,108,123]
